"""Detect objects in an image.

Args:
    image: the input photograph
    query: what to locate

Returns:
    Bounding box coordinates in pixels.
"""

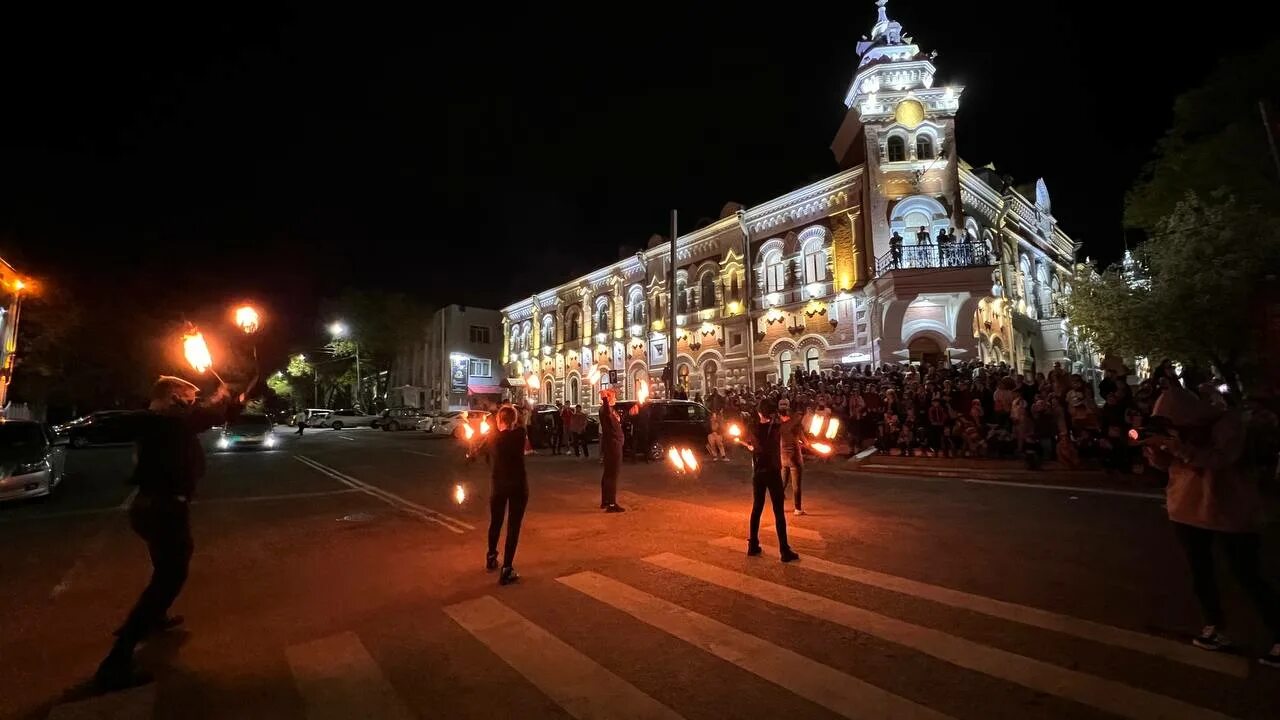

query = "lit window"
[887,136,906,162]
[469,359,492,377]
[469,325,490,344]
[764,251,785,292]
[779,351,793,384]
[916,135,934,160]
[699,272,716,309]
[803,244,827,284]
[805,347,820,372]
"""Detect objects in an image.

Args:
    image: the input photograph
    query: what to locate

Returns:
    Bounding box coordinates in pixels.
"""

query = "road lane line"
[853,470,1164,499]
[336,434,356,441]
[708,537,1248,677]
[191,488,363,505]
[620,491,824,542]
[286,631,415,720]
[645,553,1233,720]
[558,572,951,720]
[402,450,436,457]
[46,682,156,720]
[293,455,473,532]
[117,486,139,510]
[445,595,685,720]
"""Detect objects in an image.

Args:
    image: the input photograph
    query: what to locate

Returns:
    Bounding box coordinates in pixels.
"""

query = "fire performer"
[734,398,800,562]
[485,405,529,586]
[598,388,626,512]
[95,375,241,691]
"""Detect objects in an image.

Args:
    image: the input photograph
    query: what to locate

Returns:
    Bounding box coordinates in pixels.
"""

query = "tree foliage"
[1067,193,1280,389]
[1125,41,1280,230]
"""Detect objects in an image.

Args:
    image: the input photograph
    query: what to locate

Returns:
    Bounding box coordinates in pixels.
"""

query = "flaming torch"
[453,484,467,505]
[667,447,684,471]
[479,418,491,436]
[636,378,650,404]
[808,414,824,437]
[727,422,753,452]
[679,448,699,474]
[666,446,701,477]
[824,417,841,440]
[809,441,834,456]
[182,330,225,383]
[234,305,261,335]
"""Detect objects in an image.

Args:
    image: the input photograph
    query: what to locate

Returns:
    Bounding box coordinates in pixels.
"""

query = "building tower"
[831,0,965,266]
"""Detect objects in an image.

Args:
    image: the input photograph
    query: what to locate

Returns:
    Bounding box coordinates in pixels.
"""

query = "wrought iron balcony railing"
[874,241,993,277]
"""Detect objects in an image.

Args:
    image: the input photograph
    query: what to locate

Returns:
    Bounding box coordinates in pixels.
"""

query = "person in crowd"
[598,389,627,512]
[778,399,805,515]
[294,408,307,436]
[707,411,728,462]
[485,405,529,586]
[560,402,574,452]
[1145,382,1280,666]
[96,376,241,691]
[890,231,903,268]
[549,401,565,456]
[916,225,932,245]
[737,398,799,562]
[570,404,589,458]
[927,396,949,457]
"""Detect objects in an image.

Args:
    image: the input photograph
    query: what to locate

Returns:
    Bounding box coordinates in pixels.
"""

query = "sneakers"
[1192,626,1232,651]
[485,551,499,572]
[604,504,626,513]
[793,508,807,516]
[746,543,763,557]
[1260,644,1280,668]
[499,566,520,586]
[780,548,801,563]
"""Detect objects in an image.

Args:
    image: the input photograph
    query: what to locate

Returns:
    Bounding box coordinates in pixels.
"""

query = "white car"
[317,409,379,430]
[427,411,491,437]
[0,420,67,502]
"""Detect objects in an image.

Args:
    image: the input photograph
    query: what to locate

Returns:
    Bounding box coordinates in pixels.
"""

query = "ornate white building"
[501,0,1087,406]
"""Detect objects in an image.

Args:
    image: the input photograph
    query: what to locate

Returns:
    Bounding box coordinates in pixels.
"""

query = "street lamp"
[329,322,362,410]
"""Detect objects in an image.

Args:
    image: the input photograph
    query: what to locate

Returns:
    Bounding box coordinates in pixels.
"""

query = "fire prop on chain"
[479,418,491,435]
[234,305,261,335]
[182,330,225,383]
[726,422,753,452]
[804,415,839,456]
[453,484,467,505]
[666,446,701,476]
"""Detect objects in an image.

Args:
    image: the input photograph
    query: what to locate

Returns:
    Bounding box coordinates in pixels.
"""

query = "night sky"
[0,2,1250,352]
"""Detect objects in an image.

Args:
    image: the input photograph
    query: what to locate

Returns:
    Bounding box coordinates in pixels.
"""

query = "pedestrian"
[779,400,805,515]
[598,389,627,512]
[889,231,903,268]
[294,408,307,436]
[560,402,574,453]
[707,412,728,462]
[1144,384,1280,665]
[570,404,589,458]
[485,405,529,586]
[738,398,799,562]
[550,401,564,455]
[95,376,239,691]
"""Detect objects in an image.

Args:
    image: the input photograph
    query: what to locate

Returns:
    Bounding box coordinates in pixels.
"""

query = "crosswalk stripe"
[46,683,156,720]
[285,631,416,720]
[445,595,685,720]
[645,553,1233,720]
[558,571,951,720]
[709,537,1248,677]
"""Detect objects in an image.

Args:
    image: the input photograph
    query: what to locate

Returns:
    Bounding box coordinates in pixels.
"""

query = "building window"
[566,310,580,341]
[779,350,793,384]
[764,251,785,292]
[731,332,743,347]
[915,134,934,161]
[627,289,645,327]
[803,243,827,284]
[703,360,717,391]
[543,377,554,404]
[469,325,491,344]
[887,136,906,162]
[699,272,716,310]
[541,314,556,348]
[569,377,579,405]
[469,359,492,378]
[595,302,610,334]
[805,347,820,373]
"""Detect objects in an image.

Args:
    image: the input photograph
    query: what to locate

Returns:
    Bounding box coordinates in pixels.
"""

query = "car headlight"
[15,460,51,474]
[217,437,230,449]
[264,436,277,448]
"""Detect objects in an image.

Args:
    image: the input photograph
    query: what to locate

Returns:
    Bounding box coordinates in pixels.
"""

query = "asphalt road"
[2,426,1278,719]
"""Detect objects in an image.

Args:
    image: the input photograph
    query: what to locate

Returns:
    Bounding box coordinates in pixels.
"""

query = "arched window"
[566,308,580,341]
[805,347,820,373]
[595,300,610,335]
[676,275,688,314]
[678,364,690,391]
[569,376,579,405]
[627,288,645,328]
[521,321,532,352]
[543,377,553,404]
[779,350,793,384]
[887,136,906,162]
[915,134,934,161]
[802,240,827,284]
[699,272,716,311]
[703,360,718,392]
[764,250,785,293]
[541,314,555,348]
[510,325,521,353]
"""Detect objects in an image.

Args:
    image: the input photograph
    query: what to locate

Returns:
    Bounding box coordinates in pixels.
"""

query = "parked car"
[315,409,379,430]
[613,400,711,461]
[0,420,67,502]
[528,404,600,448]
[216,414,277,451]
[375,407,431,432]
[427,410,491,437]
[64,411,136,448]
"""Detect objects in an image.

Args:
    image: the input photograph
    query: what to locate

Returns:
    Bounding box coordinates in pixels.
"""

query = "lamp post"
[329,322,362,410]
[735,210,757,393]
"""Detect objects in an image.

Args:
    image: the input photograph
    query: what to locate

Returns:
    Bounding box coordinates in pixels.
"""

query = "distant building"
[501,0,1092,404]
[387,304,503,412]
[0,256,27,412]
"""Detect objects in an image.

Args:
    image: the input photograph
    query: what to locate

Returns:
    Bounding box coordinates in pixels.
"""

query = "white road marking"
[336,434,356,441]
[401,450,436,457]
[286,631,416,720]
[446,595,685,720]
[620,491,824,542]
[118,486,139,510]
[191,488,363,505]
[709,537,1247,677]
[45,681,156,720]
[854,469,1164,499]
[645,553,1233,720]
[558,571,951,720]
[293,455,473,533]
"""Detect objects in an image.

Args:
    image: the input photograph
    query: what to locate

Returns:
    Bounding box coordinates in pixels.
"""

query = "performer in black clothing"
[486,405,529,585]
[736,398,800,562]
[95,375,239,691]
[598,389,627,512]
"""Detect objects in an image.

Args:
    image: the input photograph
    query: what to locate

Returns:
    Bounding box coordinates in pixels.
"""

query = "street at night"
[3,429,1276,719]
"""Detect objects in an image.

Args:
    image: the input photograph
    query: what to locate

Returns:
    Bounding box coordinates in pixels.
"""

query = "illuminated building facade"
[501,0,1087,404]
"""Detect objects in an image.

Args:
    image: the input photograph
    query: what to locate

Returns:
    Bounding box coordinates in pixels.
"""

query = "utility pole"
[669,209,678,398]
[735,210,756,393]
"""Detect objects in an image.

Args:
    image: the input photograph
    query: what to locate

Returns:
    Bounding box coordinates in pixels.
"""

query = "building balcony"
[874,242,993,277]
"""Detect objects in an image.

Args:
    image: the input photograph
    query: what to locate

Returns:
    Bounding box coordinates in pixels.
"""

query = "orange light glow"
[679,448,698,472]
[808,415,823,436]
[454,484,466,505]
[13,279,25,291]
[588,365,601,385]
[1128,428,1139,441]
[183,331,213,373]
[636,378,649,404]
[727,423,742,439]
[527,374,541,391]
[463,423,475,440]
[479,418,491,435]
[824,417,841,439]
[667,446,684,471]
[810,441,833,455]
[234,305,261,334]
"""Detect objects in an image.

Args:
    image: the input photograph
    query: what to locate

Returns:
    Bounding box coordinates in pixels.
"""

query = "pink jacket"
[1158,395,1258,532]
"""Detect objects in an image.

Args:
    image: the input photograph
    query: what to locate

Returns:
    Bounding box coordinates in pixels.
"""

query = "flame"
[810,441,833,455]
[479,418,491,435]
[824,417,841,439]
[453,484,466,504]
[667,447,685,471]
[727,423,742,438]
[1128,428,1139,441]
[636,378,649,404]
[183,331,213,373]
[463,423,475,440]
[234,305,260,334]
[527,374,541,391]
[808,415,823,436]
[680,448,698,472]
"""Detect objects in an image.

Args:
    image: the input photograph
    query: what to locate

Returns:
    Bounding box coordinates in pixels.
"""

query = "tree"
[1066,192,1280,392]
[1125,41,1280,230]
[322,289,430,405]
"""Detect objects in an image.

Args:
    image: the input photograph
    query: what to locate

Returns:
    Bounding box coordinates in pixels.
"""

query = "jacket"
[489,427,529,495]
[599,404,624,455]
[1159,397,1257,532]
[124,403,232,498]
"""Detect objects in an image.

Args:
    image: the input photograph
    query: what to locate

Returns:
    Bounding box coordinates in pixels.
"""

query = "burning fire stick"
[824,417,841,439]
[809,441,833,456]
[234,305,260,335]
[667,446,701,475]
[479,418,491,435]
[182,330,225,384]
[726,422,753,452]
[636,378,649,404]
[453,484,467,505]
[808,414,823,436]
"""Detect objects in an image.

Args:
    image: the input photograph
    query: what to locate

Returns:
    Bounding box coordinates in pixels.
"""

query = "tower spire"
[876,0,889,24]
